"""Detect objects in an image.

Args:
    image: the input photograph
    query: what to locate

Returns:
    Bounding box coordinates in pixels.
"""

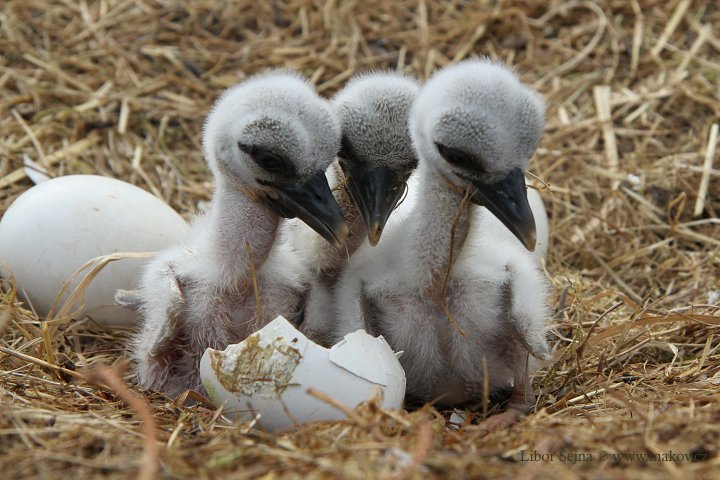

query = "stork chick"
[333,59,551,429]
[287,72,420,343]
[124,72,348,396]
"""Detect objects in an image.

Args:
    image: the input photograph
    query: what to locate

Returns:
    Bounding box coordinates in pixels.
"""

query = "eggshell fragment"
[200,316,406,432]
[0,175,191,326]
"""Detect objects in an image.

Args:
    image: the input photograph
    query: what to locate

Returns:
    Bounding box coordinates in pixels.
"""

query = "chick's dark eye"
[435,142,476,171]
[238,143,288,174]
[255,150,286,174]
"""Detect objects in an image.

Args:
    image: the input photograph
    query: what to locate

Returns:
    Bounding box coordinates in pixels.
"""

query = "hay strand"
[693,123,718,217]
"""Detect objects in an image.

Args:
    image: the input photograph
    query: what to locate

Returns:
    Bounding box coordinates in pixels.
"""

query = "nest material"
[1,0,720,478]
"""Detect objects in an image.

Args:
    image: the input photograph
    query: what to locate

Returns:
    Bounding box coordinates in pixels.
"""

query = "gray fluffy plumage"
[127,72,342,396]
[286,72,421,344]
[332,60,552,417]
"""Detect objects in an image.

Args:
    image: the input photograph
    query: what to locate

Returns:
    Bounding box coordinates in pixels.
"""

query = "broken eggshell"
[199,315,406,432]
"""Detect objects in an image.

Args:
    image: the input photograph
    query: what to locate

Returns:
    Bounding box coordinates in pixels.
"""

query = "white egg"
[0,175,191,326]
[200,316,406,432]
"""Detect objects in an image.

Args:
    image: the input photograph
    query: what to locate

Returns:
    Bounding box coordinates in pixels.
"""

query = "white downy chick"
[122,72,348,396]
[285,72,420,344]
[333,59,552,429]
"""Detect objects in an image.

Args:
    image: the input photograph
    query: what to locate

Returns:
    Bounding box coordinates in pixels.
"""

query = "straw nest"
[1,0,719,478]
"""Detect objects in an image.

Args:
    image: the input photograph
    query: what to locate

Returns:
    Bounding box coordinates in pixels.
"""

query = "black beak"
[262,172,349,248]
[470,168,536,251]
[346,166,407,246]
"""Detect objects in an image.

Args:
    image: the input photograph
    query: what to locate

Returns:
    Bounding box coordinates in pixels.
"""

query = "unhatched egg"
[0,175,190,326]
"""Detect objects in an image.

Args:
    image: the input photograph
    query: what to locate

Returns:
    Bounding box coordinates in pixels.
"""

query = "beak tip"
[349,166,406,249]
[525,232,537,252]
[367,224,383,247]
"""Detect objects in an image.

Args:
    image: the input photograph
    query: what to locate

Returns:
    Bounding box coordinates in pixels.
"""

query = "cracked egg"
[199,315,406,432]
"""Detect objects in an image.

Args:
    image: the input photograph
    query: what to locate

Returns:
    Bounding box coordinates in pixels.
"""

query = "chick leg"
[477,352,534,431]
[121,255,214,397]
[128,266,193,396]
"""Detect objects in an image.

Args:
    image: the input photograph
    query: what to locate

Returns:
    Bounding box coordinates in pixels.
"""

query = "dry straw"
[1,0,719,478]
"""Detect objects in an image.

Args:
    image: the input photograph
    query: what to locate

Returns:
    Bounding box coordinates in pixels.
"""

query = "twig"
[593,85,619,190]
[650,0,691,58]
[84,366,159,480]
[0,346,89,383]
[11,109,46,165]
[629,0,643,74]
[693,123,718,217]
[673,24,711,80]
[587,313,720,348]
[306,387,367,426]
[45,251,156,331]
[0,135,99,189]
[440,187,473,337]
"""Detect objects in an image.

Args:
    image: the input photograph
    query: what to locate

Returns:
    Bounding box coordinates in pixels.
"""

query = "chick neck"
[200,175,279,289]
[405,162,473,298]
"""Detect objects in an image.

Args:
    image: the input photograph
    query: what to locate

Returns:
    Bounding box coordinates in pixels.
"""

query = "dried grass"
[1,0,720,478]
